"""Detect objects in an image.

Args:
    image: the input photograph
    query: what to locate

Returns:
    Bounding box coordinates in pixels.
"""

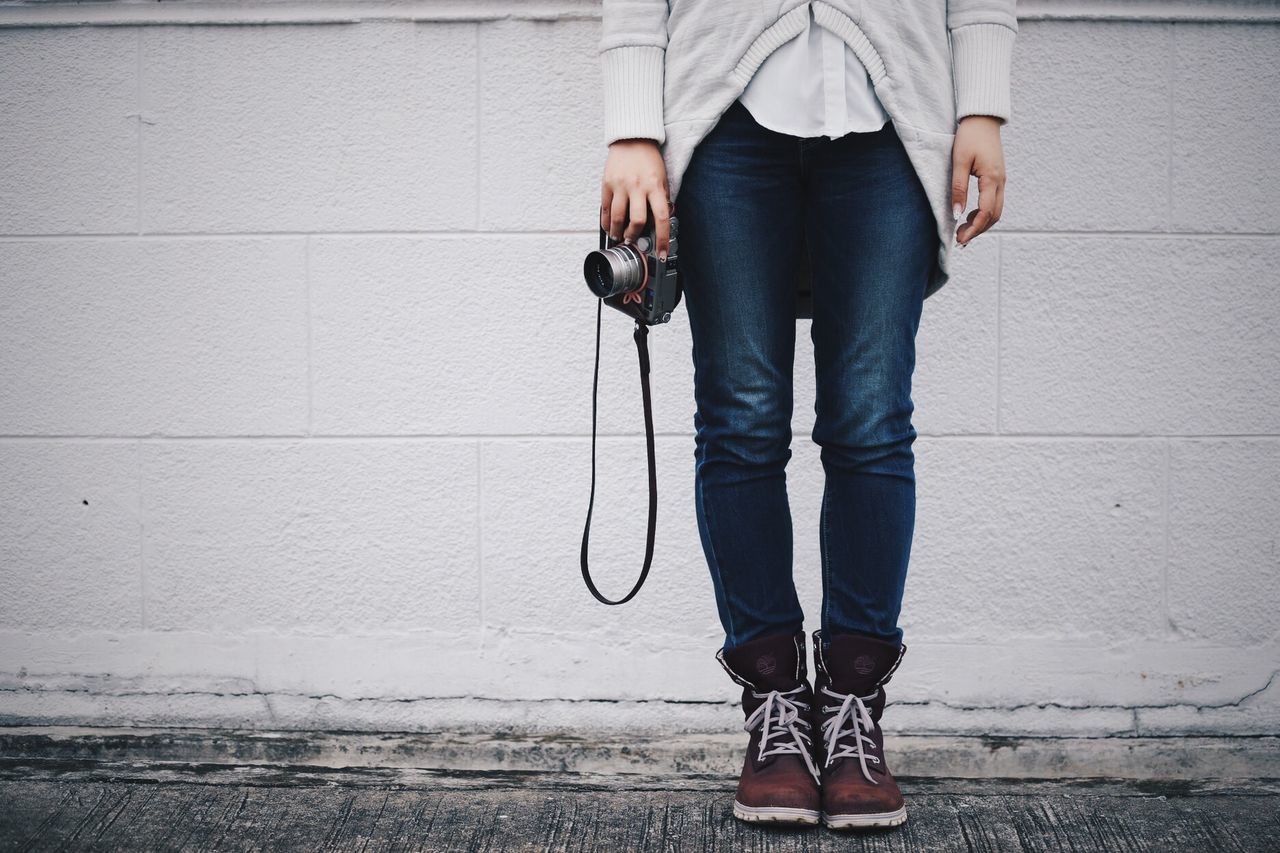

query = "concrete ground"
[3,764,1278,851]
[1,730,1277,851]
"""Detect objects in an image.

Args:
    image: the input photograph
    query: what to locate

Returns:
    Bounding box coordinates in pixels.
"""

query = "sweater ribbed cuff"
[601,45,666,145]
[950,22,1016,124]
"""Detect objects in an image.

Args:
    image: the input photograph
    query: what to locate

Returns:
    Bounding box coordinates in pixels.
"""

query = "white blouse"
[737,5,890,139]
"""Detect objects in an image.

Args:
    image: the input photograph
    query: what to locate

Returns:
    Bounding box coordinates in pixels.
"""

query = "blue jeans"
[678,99,937,657]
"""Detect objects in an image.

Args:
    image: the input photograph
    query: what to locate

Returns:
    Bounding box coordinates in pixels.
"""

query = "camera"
[583,215,682,325]
[579,209,682,606]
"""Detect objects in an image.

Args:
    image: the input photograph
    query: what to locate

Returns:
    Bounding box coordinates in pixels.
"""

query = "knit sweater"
[599,0,1018,303]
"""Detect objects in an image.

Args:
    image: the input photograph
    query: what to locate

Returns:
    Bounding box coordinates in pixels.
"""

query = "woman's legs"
[801,121,938,655]
[678,100,806,654]
[678,101,936,658]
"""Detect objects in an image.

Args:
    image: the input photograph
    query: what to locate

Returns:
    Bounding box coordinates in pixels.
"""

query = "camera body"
[583,215,682,325]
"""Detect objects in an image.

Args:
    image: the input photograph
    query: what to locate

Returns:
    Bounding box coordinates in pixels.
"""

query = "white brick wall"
[0,1,1276,738]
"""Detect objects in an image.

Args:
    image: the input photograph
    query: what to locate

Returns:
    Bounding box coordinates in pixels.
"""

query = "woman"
[598,0,1016,831]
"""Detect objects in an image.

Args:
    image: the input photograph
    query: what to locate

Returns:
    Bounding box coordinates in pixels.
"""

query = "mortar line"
[1163,437,1174,636]
[1,229,1278,242]
[4,433,1278,443]
[305,234,313,436]
[474,21,482,230]
[995,234,1003,434]
[137,439,147,630]
[135,28,143,235]
[4,1,1279,26]
[477,438,485,644]
[1166,21,1175,231]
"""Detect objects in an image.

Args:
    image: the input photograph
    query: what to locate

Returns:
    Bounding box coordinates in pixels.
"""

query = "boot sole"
[821,805,907,829]
[732,800,821,826]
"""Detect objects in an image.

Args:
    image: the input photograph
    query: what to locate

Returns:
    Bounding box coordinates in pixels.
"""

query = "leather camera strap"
[580,297,658,605]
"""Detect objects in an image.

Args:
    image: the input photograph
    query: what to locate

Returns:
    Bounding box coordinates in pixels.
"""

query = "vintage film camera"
[582,215,681,325]
[577,210,682,606]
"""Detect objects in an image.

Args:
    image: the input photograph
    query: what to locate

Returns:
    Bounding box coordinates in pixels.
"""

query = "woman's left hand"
[950,115,1006,247]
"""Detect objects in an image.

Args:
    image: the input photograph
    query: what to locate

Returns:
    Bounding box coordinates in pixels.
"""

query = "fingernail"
[952,203,962,221]
[659,253,667,262]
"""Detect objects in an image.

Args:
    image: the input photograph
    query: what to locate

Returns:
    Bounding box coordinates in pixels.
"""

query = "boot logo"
[755,654,777,676]
[854,654,877,675]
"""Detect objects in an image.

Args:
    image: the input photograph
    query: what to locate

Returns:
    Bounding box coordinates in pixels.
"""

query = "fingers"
[602,182,668,251]
[624,189,648,243]
[648,188,671,260]
[972,169,1003,242]
[958,170,1003,245]
[951,150,972,236]
[608,190,629,242]
[600,140,670,250]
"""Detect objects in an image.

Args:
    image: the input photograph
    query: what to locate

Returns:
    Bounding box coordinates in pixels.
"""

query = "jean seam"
[697,459,736,647]
[820,476,831,647]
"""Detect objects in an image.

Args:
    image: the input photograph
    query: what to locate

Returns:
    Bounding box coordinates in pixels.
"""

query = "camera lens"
[584,243,645,299]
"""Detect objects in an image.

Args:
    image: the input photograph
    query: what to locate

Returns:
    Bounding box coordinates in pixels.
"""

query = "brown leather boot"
[715,629,822,826]
[811,629,909,829]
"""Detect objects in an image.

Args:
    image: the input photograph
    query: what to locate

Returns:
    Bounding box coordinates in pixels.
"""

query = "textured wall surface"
[0,0,1276,739]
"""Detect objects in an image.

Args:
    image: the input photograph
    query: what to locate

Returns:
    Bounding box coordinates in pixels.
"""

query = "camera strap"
[580,297,658,605]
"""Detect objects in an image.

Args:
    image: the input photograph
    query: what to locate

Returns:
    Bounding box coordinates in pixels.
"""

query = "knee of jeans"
[812,406,917,471]
[694,408,792,469]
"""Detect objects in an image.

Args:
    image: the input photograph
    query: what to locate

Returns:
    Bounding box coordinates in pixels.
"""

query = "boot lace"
[819,684,882,784]
[743,684,821,786]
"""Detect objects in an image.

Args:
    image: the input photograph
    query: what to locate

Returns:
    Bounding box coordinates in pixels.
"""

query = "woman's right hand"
[600,139,672,261]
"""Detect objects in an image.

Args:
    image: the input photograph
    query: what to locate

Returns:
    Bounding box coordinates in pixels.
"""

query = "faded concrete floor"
[0,761,1277,852]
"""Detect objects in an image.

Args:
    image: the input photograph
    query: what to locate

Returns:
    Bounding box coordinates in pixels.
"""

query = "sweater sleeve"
[947,0,1018,124]
[599,0,670,145]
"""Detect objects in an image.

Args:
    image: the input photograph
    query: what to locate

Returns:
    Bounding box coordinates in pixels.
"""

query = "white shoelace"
[819,684,882,784]
[742,684,822,786]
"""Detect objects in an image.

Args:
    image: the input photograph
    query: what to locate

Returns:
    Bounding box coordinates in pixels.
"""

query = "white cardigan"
[599,0,1018,304]
[738,3,889,139]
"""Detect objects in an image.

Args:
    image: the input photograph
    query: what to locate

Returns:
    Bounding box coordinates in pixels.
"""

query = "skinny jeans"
[677,98,937,658]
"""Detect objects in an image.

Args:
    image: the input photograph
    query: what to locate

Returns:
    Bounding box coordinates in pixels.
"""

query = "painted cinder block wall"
[0,0,1276,738]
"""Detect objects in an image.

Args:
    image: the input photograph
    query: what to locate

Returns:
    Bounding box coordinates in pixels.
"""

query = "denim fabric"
[677,98,937,657]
